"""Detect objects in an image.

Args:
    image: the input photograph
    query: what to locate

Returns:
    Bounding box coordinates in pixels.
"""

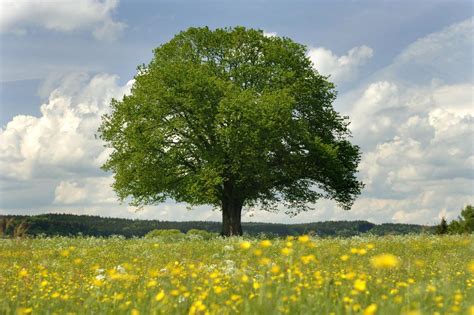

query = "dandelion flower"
[155,290,165,302]
[15,307,32,315]
[354,279,366,292]
[363,304,377,315]
[298,235,310,243]
[370,254,400,269]
[240,241,252,249]
[468,261,474,274]
[18,269,28,277]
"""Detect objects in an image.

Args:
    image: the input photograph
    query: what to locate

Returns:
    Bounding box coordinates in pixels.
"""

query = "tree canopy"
[99,26,363,235]
[448,205,474,234]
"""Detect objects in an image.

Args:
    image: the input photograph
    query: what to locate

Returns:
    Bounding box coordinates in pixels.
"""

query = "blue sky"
[0,0,473,224]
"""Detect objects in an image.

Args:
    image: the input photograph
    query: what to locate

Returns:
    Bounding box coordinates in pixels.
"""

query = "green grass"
[1,235,473,314]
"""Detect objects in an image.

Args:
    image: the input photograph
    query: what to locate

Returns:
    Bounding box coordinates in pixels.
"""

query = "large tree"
[99,27,363,236]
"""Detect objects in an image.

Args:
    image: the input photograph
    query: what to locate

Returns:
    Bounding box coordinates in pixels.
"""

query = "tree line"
[0,213,435,238]
[435,205,474,234]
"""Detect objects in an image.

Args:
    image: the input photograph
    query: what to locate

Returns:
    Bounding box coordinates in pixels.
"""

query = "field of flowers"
[1,234,473,315]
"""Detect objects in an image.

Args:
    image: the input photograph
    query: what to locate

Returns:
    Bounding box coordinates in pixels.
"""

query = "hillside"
[0,213,434,237]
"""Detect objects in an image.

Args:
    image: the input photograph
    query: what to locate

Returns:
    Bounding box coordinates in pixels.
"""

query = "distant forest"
[0,213,435,238]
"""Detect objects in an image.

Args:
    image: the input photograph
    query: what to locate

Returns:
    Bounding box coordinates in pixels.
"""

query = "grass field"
[1,235,473,315]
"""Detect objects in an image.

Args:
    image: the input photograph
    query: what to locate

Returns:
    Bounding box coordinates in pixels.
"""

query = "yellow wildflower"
[300,254,316,264]
[426,284,436,293]
[370,254,400,269]
[298,235,310,243]
[240,241,252,249]
[468,261,474,274]
[18,269,28,278]
[73,258,82,265]
[155,290,165,302]
[16,307,32,315]
[363,304,377,315]
[270,265,281,274]
[354,279,366,292]
[259,257,271,265]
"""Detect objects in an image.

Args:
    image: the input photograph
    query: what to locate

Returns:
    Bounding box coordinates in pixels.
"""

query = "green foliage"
[98,26,363,226]
[145,229,184,240]
[448,220,463,234]
[435,217,448,235]
[0,214,435,238]
[186,229,218,240]
[368,223,432,236]
[448,205,474,234]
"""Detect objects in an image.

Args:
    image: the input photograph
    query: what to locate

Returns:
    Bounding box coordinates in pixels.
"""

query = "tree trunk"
[220,181,243,236]
[221,202,243,236]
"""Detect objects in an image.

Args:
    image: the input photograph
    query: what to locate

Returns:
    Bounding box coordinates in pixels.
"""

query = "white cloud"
[351,81,473,200]
[54,181,87,204]
[263,31,277,37]
[396,17,473,65]
[308,45,373,83]
[314,18,474,225]
[374,17,473,85]
[54,177,117,205]
[0,0,126,41]
[340,32,474,224]
[0,73,133,213]
[0,73,133,181]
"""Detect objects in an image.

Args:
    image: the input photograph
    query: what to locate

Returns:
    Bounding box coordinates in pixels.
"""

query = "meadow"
[1,235,473,315]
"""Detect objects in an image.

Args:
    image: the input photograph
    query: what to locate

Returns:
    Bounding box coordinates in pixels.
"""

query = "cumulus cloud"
[54,181,87,205]
[53,177,117,205]
[0,73,133,181]
[351,81,474,191]
[339,19,474,224]
[308,45,373,83]
[0,0,126,41]
[0,73,133,213]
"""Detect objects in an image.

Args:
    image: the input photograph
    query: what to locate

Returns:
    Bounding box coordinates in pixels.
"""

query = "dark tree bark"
[220,181,243,236]
[221,201,243,236]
